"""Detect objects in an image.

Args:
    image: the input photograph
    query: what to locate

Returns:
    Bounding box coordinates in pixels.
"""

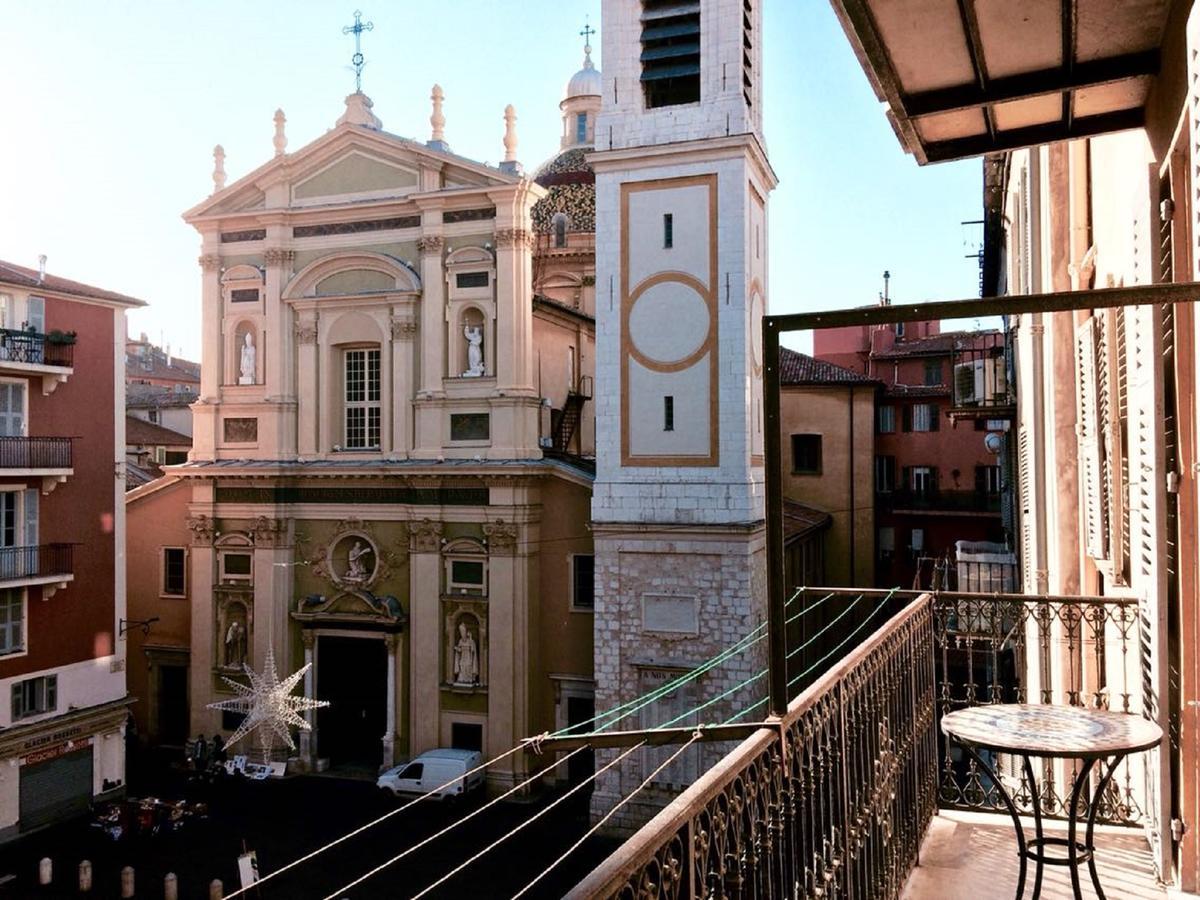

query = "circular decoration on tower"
[627,279,711,367]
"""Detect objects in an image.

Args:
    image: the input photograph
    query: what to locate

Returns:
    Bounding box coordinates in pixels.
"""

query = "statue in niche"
[224,617,247,668]
[239,332,256,385]
[462,324,485,377]
[453,621,479,685]
[345,540,373,583]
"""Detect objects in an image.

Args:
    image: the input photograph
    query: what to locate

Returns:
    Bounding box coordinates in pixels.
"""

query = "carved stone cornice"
[187,514,216,546]
[198,254,222,272]
[252,516,288,548]
[483,519,518,556]
[295,321,318,345]
[410,518,444,553]
[494,228,534,251]
[264,248,295,265]
[416,236,445,256]
[391,318,419,340]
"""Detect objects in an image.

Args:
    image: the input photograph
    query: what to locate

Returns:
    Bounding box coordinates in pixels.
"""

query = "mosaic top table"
[941,704,1162,900]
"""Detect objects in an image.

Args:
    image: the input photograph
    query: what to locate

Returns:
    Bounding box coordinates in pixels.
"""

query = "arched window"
[552,213,568,249]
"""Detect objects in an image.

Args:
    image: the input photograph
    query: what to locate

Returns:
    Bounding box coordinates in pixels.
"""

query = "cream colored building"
[167,65,601,786]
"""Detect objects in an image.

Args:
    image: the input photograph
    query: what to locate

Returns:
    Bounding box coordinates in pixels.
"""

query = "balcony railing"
[0,436,72,469]
[0,329,73,369]
[568,595,938,899]
[0,543,74,582]
[949,331,1013,414]
[878,488,1001,513]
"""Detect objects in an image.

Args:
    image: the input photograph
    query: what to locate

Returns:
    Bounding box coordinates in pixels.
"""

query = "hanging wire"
[509,731,704,899]
[220,744,525,899]
[398,741,647,900]
[316,746,591,900]
[786,589,898,689]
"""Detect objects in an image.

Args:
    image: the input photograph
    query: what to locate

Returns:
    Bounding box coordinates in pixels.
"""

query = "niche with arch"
[229,320,260,385]
[445,247,495,381]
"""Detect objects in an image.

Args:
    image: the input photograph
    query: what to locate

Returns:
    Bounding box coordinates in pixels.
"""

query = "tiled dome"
[532,148,595,234]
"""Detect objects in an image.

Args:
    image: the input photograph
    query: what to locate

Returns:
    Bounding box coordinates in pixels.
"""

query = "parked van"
[376,748,484,799]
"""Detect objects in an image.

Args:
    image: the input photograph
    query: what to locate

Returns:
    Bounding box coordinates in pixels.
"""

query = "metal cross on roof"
[342,9,374,93]
[580,18,596,54]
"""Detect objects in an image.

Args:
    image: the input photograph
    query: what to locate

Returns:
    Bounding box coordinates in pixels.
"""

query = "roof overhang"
[829,0,1177,163]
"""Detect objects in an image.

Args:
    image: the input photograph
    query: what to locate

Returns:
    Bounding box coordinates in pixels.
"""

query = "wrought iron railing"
[0,328,73,368]
[933,592,1144,824]
[949,330,1012,411]
[0,543,74,581]
[0,436,72,469]
[567,595,937,900]
[877,488,1001,513]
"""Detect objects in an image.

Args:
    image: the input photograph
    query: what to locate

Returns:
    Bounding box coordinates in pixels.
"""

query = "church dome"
[565,57,602,101]
[531,147,595,235]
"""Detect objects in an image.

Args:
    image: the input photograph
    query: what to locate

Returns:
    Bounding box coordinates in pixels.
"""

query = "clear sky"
[0,2,983,361]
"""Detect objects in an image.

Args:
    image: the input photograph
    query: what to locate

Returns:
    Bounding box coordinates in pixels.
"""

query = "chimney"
[882,270,890,306]
[37,255,46,283]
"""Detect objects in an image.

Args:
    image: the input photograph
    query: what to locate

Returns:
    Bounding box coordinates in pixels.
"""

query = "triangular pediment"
[292,149,419,203]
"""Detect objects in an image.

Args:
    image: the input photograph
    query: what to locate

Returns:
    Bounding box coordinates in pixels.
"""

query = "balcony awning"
[829,0,1176,163]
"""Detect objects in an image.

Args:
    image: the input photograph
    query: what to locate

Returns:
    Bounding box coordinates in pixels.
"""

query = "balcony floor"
[903,810,1164,900]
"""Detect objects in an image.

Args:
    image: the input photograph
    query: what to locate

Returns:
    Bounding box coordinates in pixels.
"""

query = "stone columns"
[295,314,318,455]
[251,517,291,674]
[262,245,292,397]
[408,519,443,755]
[492,228,535,393]
[186,511,216,735]
[300,629,316,763]
[482,518,526,789]
[417,231,445,395]
[382,632,399,768]
[390,313,417,455]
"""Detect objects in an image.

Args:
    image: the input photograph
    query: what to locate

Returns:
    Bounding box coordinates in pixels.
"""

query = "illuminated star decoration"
[207,648,328,764]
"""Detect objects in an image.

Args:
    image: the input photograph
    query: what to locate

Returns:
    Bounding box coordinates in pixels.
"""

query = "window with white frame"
[446,556,487,596]
[910,403,938,432]
[0,589,24,655]
[0,382,26,436]
[910,466,936,495]
[874,455,896,492]
[12,674,56,720]
[344,348,381,450]
[575,112,588,144]
[220,551,252,584]
[876,405,895,434]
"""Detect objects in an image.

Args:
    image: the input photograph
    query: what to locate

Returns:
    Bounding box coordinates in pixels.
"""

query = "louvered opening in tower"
[742,0,754,107]
[640,0,701,109]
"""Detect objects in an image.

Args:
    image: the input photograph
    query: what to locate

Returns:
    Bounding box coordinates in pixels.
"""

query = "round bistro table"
[941,704,1162,900]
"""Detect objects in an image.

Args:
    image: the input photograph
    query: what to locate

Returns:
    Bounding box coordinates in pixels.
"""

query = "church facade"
[130,64,603,786]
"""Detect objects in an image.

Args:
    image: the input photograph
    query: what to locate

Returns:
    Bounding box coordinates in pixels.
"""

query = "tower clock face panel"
[620,174,719,467]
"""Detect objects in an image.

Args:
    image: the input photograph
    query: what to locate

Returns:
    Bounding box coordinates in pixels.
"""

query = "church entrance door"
[317,635,386,769]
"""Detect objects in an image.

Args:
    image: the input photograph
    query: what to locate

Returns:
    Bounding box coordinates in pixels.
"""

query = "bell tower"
[590,0,776,828]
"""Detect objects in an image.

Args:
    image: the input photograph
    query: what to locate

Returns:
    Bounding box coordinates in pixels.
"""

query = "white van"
[377,748,484,799]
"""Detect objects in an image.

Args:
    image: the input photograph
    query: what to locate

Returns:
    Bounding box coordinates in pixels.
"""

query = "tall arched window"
[552,213,568,249]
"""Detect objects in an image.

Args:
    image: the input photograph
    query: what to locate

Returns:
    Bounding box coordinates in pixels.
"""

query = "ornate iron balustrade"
[567,595,937,900]
[932,592,1144,824]
[0,436,72,469]
[0,543,73,581]
[0,328,73,368]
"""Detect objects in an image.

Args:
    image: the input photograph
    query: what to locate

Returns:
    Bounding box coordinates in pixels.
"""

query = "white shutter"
[0,383,25,437]
[25,297,44,334]
[1017,424,1037,591]
[22,490,37,548]
[1075,316,1107,558]
[1100,309,1127,583]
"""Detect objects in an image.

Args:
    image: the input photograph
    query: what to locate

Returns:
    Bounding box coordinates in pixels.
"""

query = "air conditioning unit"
[954,360,984,406]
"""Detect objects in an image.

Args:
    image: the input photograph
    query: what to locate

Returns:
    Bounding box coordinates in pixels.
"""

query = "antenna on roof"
[882,270,891,306]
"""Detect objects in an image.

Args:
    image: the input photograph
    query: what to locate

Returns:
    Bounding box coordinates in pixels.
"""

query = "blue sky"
[0,2,983,360]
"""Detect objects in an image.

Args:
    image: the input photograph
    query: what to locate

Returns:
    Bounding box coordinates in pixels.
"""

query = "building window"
[0,381,26,437]
[976,465,1002,494]
[552,214,568,249]
[874,455,896,493]
[148,408,160,424]
[790,434,822,474]
[220,552,252,584]
[12,674,56,721]
[575,112,588,144]
[876,405,895,434]
[446,557,487,596]
[0,589,24,656]
[663,395,674,431]
[162,547,186,597]
[878,526,895,560]
[663,214,674,249]
[641,0,701,108]
[910,528,925,553]
[451,722,483,751]
[895,322,905,338]
[924,362,942,386]
[910,466,936,495]
[344,348,381,450]
[26,297,44,334]
[571,554,595,611]
[905,403,939,432]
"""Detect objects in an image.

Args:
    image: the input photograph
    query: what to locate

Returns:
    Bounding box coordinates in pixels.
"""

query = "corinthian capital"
[416,236,445,256]
[494,228,533,250]
[264,248,295,265]
[198,254,222,272]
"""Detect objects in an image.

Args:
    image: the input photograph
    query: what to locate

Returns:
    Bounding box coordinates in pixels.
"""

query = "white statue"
[462,325,485,377]
[453,622,479,685]
[345,541,372,582]
[224,620,246,668]
[239,332,256,384]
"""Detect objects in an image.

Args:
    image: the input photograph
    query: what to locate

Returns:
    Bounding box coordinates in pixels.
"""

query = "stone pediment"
[291,150,419,204]
[293,590,407,627]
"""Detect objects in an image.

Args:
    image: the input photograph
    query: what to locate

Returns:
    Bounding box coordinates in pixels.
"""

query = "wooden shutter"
[901,405,912,432]
[929,405,940,431]
[1100,308,1127,583]
[1075,316,1108,559]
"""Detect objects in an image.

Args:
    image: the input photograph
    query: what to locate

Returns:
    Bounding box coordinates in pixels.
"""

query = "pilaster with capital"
[199,251,223,400]
[263,244,295,402]
[390,314,418,455]
[408,515,443,757]
[492,226,535,392]
[296,312,319,455]
[417,227,446,395]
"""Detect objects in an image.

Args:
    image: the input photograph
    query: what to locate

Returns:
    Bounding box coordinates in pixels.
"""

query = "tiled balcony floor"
[903,810,1165,900]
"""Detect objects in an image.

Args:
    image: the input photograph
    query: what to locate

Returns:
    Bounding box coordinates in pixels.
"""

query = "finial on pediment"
[212,145,226,193]
[273,109,287,157]
[500,105,522,176]
[428,84,449,153]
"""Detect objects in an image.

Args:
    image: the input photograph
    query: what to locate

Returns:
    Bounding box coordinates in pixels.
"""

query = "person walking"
[211,734,227,770]
[192,734,208,772]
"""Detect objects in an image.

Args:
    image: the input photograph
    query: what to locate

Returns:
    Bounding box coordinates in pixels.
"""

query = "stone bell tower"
[590,0,777,827]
